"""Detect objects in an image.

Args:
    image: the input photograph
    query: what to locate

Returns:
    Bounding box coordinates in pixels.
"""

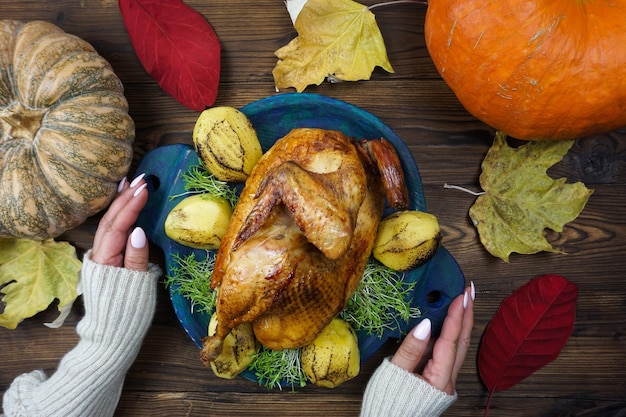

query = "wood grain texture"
[1,0,626,416]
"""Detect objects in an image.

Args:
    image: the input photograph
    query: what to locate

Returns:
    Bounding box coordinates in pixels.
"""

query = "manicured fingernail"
[413,318,431,341]
[463,290,469,309]
[471,281,476,301]
[117,177,127,192]
[133,183,147,197]
[130,173,146,188]
[130,227,146,249]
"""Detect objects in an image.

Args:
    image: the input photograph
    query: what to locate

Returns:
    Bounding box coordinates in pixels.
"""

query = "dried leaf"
[0,238,81,329]
[478,274,578,415]
[274,0,394,92]
[469,132,593,262]
[119,0,221,111]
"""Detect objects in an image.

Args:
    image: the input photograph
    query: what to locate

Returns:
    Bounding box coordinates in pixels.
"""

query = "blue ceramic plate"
[136,93,465,386]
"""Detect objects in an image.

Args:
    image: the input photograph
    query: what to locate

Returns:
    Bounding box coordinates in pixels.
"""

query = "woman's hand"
[91,174,149,271]
[390,282,475,395]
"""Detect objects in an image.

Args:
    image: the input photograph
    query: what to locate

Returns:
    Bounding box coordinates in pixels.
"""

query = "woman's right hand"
[90,174,149,271]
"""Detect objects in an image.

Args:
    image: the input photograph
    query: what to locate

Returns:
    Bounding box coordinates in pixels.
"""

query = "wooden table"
[2,1,625,416]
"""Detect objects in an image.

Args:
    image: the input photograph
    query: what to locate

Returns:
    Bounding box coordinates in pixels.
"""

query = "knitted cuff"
[2,370,47,417]
[78,250,162,347]
[360,357,457,417]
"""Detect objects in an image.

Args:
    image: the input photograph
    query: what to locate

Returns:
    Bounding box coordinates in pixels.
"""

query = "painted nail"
[130,227,146,249]
[129,173,146,188]
[133,183,147,198]
[413,318,431,341]
[463,290,469,309]
[471,281,476,301]
[117,177,127,192]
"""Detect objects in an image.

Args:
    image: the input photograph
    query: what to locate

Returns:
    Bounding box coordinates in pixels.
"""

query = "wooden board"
[1,1,625,416]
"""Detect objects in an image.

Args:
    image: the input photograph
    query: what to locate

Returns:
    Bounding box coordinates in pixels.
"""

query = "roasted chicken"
[201,128,408,364]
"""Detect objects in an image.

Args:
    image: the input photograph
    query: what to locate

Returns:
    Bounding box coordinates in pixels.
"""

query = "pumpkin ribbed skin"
[424,0,626,140]
[0,20,134,239]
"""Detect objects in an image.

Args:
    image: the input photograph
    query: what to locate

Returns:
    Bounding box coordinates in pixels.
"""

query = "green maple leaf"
[0,238,82,329]
[273,0,394,92]
[469,132,593,262]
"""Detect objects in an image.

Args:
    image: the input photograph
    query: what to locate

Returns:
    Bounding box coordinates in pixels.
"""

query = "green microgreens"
[248,346,308,391]
[165,251,217,315]
[170,163,239,208]
[340,258,421,338]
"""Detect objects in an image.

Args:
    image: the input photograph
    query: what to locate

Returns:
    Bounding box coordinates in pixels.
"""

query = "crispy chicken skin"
[201,128,408,364]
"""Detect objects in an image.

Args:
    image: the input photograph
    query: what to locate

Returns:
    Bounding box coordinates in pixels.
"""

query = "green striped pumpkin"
[0,20,135,240]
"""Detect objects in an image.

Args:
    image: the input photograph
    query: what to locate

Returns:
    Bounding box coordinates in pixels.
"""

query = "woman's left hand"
[390,282,475,395]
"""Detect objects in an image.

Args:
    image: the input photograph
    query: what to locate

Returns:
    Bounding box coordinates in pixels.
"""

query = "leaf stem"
[443,183,485,196]
[367,0,427,11]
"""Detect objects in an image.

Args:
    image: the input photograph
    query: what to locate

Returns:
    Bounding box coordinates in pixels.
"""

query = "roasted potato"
[301,318,360,388]
[206,313,257,379]
[193,106,262,182]
[164,194,232,250]
[373,210,442,271]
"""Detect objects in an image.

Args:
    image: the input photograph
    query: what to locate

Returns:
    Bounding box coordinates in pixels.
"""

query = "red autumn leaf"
[119,0,221,111]
[478,274,577,415]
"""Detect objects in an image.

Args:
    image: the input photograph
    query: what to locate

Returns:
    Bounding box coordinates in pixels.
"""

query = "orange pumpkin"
[424,0,626,140]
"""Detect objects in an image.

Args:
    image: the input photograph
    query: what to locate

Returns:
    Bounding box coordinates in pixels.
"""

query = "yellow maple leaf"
[274,0,394,92]
[0,238,81,329]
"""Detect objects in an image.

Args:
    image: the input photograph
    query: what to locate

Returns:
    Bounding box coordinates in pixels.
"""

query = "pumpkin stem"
[0,103,46,142]
[367,0,427,11]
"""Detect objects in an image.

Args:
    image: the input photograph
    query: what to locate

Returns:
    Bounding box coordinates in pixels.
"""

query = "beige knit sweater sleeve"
[2,251,161,417]
[360,357,458,417]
